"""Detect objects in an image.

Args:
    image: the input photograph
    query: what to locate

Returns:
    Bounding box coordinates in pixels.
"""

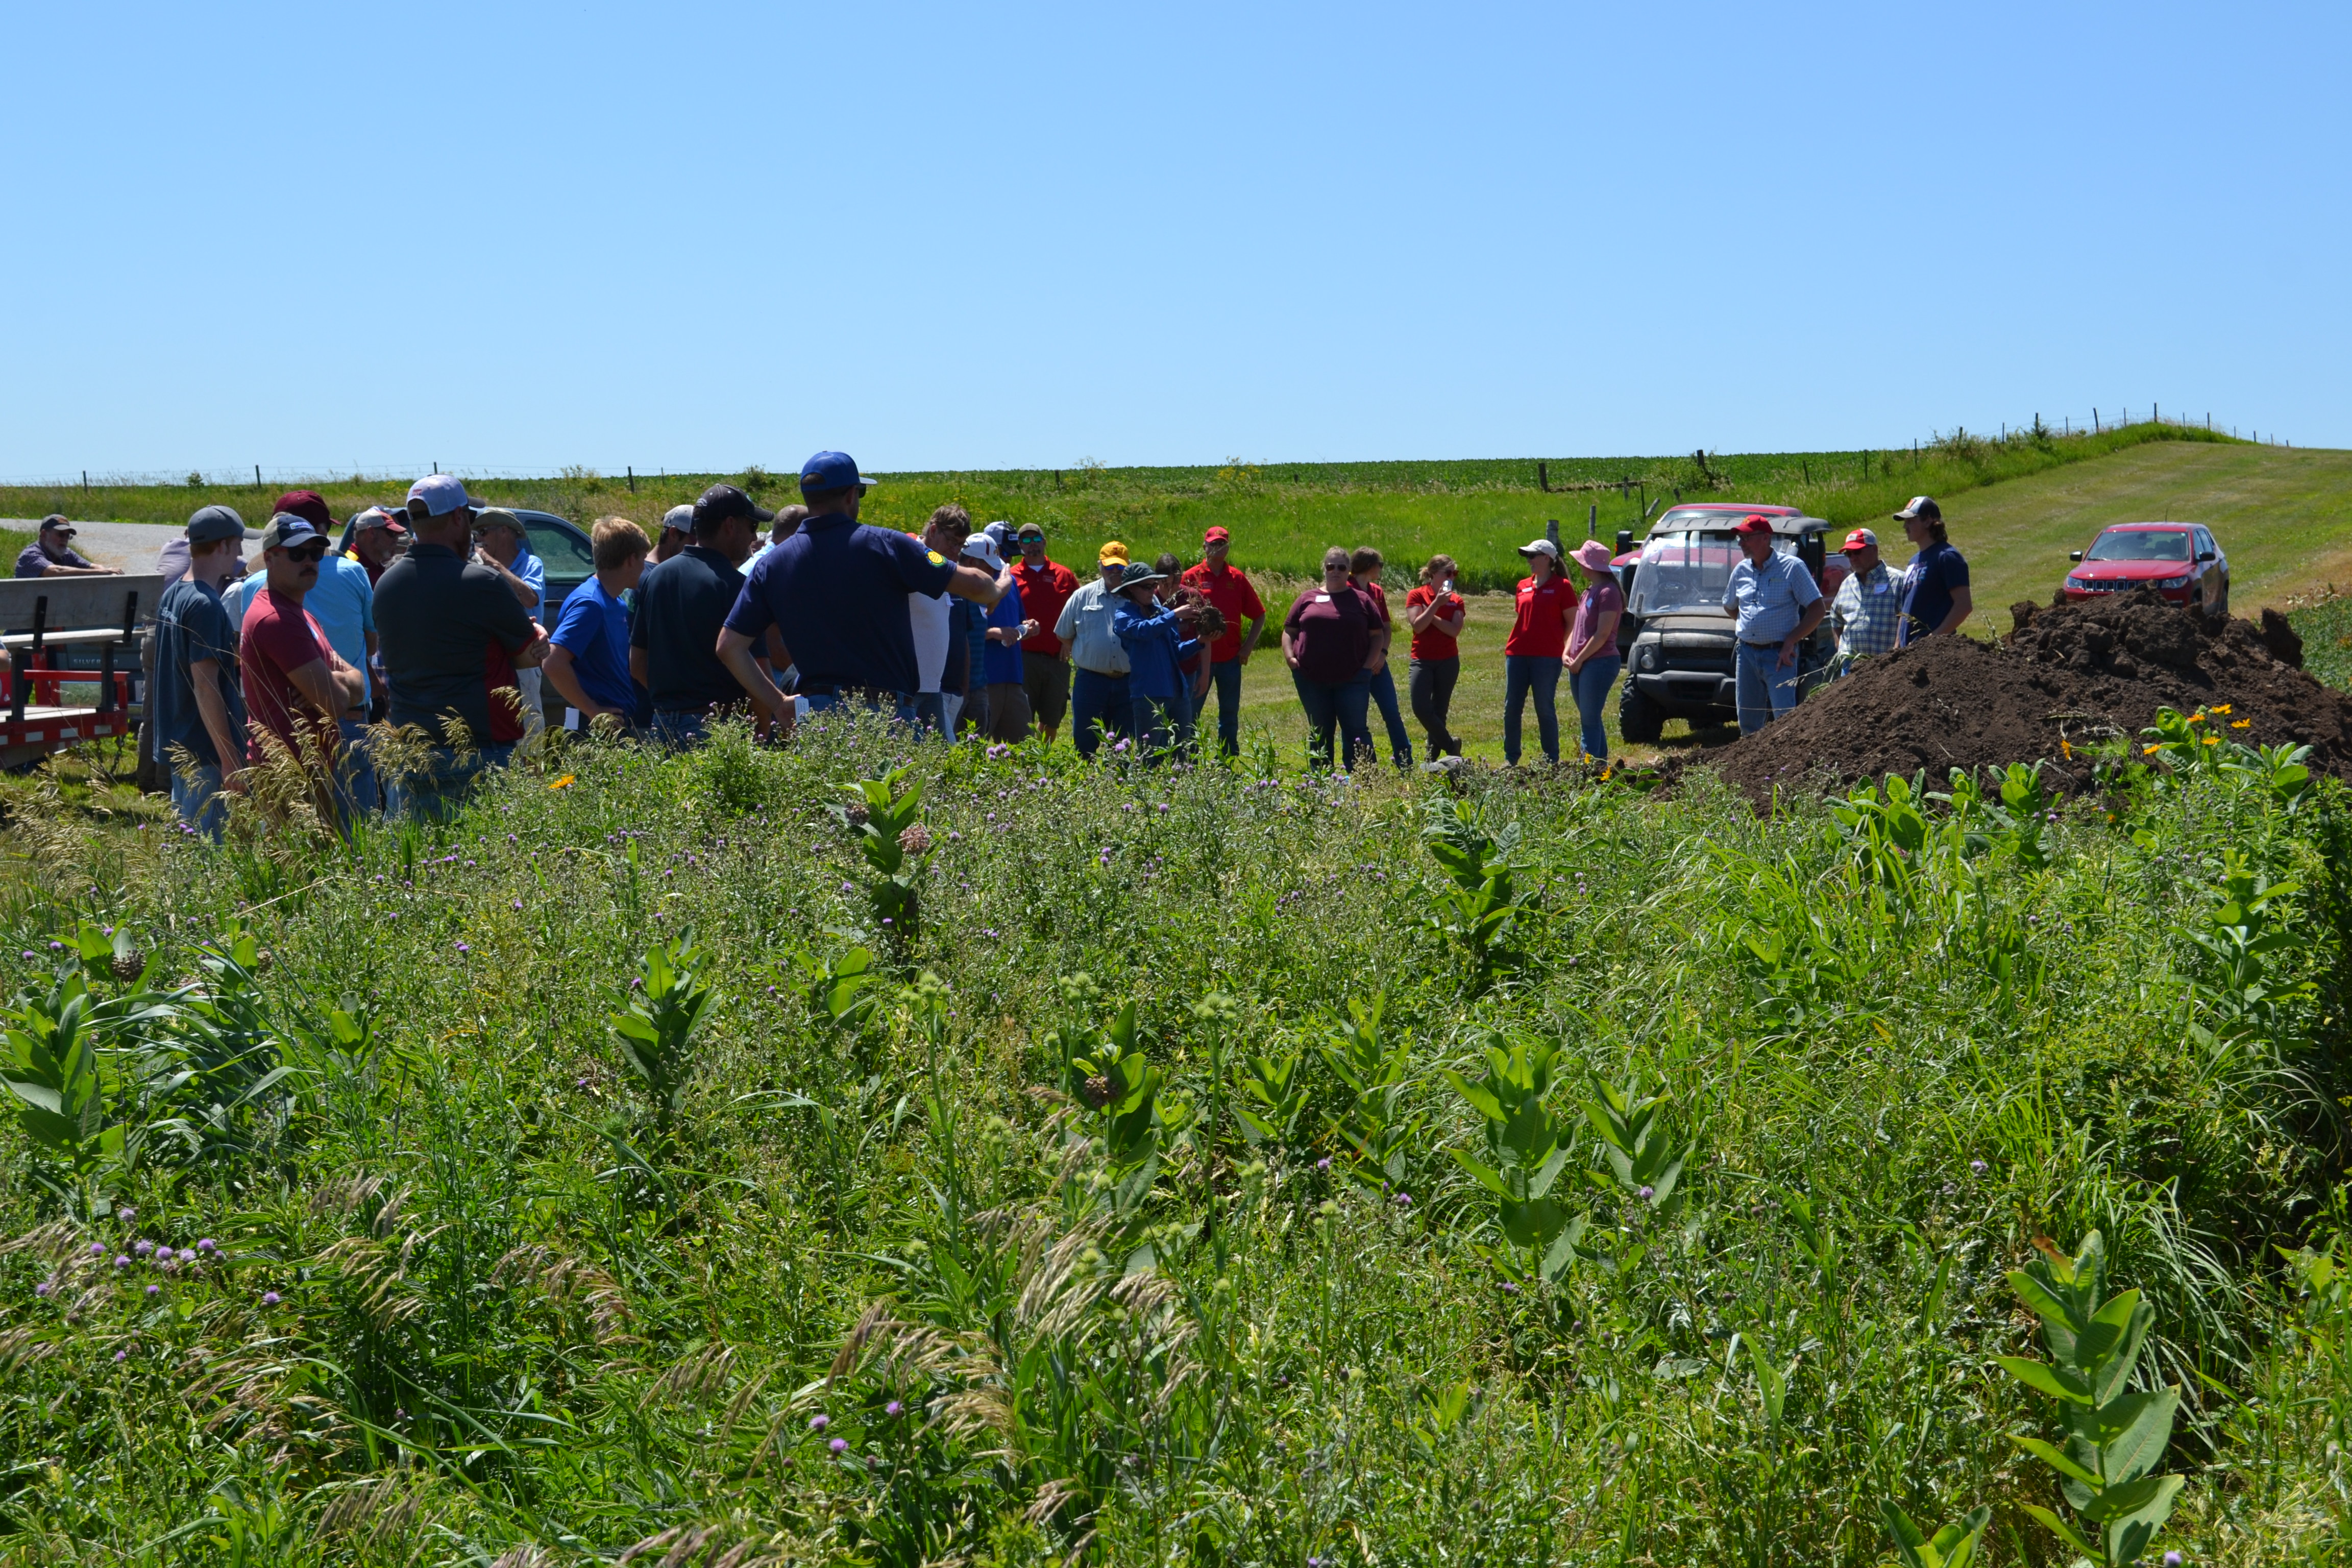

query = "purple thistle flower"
[2162,1554,2182,1567]
[1501,1281,1519,1294]
[808,1413,829,1431]
[33,1280,53,1297]
[261,1291,281,1306]
[196,1239,214,1253]
[145,1284,161,1297]
[1316,1157,1331,1171]
[47,941,62,951]
[455,941,471,953]
[1970,1159,1988,1175]
[177,1248,196,1263]
[113,1348,128,1362]
[512,900,524,911]
[885,1400,904,1417]
[1638,1185,1655,1200]
[17,951,31,961]
[134,1239,153,1256]
[829,1437,849,1454]
[117,1207,134,1222]
[89,1241,105,1256]
[114,1256,129,1269]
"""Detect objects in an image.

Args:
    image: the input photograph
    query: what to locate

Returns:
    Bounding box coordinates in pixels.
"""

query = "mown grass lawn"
[0,716,2344,1566]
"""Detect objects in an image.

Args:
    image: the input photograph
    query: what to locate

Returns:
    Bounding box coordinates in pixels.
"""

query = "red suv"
[2063,523,2229,616]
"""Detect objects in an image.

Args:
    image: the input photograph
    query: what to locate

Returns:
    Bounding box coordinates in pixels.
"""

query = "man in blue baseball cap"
[716,451,1013,722]
[374,473,548,818]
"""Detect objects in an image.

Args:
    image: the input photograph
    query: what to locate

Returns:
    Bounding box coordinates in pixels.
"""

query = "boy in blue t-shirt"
[544,520,651,733]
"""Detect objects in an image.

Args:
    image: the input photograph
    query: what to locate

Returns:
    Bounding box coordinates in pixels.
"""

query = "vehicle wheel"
[1620,684,1664,745]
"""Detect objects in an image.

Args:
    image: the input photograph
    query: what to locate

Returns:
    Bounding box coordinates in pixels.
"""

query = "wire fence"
[1958,407,2295,447]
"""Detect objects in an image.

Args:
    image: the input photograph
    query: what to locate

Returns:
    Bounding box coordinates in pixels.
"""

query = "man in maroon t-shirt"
[1008,523,1080,742]
[1179,526,1268,756]
[239,516,366,811]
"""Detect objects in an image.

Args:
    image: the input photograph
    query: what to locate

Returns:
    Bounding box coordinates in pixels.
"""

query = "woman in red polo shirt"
[1404,553,1466,758]
[1502,538,1575,765]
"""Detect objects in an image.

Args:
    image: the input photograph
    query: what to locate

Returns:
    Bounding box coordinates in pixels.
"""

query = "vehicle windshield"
[2086,529,2190,563]
[1629,529,1796,618]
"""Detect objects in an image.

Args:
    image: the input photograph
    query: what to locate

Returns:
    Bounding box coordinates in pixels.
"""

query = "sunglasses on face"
[286,543,329,563]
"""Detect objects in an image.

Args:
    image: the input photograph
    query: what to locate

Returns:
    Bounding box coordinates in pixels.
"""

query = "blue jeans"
[1071,668,1130,757]
[1293,670,1374,771]
[1367,662,1412,768]
[170,762,230,841]
[1503,654,1562,765]
[386,742,515,822]
[650,711,708,749]
[1206,657,1245,756]
[1127,694,1181,762]
[1570,656,1622,762]
[335,720,380,820]
[911,692,950,740]
[1734,641,1800,735]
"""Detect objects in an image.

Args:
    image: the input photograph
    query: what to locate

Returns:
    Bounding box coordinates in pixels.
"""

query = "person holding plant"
[1056,543,1134,757]
[1350,547,1413,769]
[1404,554,1466,761]
[1502,538,1575,766]
[1564,540,1625,763]
[1282,547,1380,770]
[1111,565,1205,761]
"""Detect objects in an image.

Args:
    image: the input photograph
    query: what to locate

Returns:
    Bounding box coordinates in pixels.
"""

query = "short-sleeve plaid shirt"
[1830,562,1903,673]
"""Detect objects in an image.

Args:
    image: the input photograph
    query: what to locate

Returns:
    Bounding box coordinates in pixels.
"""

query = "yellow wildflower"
[2187,712,2206,724]
[550,774,577,790]
[2231,719,2251,729]
[2212,704,2233,715]
[2143,743,2161,754]
[2201,736,2220,747]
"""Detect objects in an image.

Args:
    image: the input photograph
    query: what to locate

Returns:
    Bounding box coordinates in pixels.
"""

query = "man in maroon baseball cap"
[1721,513,1822,733]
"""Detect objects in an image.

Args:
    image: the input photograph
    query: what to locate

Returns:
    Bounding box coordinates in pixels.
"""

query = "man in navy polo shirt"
[717,451,1010,723]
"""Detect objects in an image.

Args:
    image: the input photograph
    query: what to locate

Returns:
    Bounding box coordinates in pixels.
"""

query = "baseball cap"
[38,513,72,535]
[660,504,694,534]
[1016,522,1046,541]
[1516,537,1561,559]
[185,504,248,545]
[1098,541,1130,566]
[1840,527,1878,552]
[983,520,1011,549]
[961,536,1006,572]
[273,490,334,533]
[1204,525,1231,544]
[1892,496,1941,523]
[799,451,875,495]
[473,506,525,535]
[352,505,407,535]
[1732,514,1775,536]
[407,473,485,517]
[255,514,325,553]
[693,483,777,528]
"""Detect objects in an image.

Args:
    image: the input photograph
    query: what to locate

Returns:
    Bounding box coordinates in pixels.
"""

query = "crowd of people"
[112,451,1970,836]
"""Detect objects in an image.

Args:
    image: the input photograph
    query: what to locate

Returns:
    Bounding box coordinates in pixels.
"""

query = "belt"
[1739,639,1786,650]
[1074,666,1128,679]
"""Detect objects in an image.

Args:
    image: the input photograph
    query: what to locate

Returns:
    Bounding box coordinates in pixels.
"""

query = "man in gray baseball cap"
[15,514,118,578]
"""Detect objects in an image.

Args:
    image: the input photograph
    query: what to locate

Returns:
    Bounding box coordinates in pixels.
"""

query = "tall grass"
[0,719,2341,1564]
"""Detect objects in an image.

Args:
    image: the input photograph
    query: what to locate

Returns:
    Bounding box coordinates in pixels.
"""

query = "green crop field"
[0,717,2345,1565]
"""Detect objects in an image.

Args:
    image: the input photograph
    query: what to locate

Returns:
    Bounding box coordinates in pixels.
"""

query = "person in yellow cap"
[1054,541,1133,756]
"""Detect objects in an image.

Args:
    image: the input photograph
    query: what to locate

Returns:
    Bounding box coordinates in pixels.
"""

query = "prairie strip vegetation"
[0,715,2346,1565]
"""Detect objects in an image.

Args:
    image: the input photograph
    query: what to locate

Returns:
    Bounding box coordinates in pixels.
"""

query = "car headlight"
[2065,575,2088,589]
[1636,645,1657,672]
[2153,574,2190,590]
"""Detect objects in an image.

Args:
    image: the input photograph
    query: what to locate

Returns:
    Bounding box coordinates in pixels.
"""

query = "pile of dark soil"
[1694,587,2352,801]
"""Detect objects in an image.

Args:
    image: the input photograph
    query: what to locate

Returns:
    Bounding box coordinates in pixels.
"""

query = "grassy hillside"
[0,722,2343,1564]
[3,422,2245,595]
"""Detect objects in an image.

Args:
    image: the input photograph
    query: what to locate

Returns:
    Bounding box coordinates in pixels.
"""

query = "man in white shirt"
[908,505,974,737]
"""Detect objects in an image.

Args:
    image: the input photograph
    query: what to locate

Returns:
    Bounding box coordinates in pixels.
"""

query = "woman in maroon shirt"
[1282,547,1379,770]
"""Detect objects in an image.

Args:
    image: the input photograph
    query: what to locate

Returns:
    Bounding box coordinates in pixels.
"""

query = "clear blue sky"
[5,2,2345,478]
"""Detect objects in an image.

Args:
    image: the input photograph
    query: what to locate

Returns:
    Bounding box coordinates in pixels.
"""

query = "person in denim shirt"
[1109,569,1203,762]
[1720,514,1824,734]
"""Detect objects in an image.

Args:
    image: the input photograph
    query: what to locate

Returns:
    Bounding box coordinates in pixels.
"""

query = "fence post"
[1546,518,1561,550]
[1587,503,1597,539]
[627,466,636,494]
[1538,460,1549,493]
[254,464,262,487]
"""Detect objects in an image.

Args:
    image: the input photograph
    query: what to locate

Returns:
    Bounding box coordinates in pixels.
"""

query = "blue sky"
[4,1,2345,477]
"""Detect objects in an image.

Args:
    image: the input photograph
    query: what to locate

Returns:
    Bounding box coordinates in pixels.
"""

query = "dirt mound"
[1693,587,2352,801]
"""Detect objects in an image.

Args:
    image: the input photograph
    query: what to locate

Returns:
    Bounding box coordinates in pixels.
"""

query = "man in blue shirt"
[1892,496,1973,646]
[545,519,650,733]
[151,506,250,838]
[1720,514,1825,736]
[717,451,1010,724]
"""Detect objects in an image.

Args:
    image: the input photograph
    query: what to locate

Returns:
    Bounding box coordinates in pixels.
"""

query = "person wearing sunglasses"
[238,515,367,821]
